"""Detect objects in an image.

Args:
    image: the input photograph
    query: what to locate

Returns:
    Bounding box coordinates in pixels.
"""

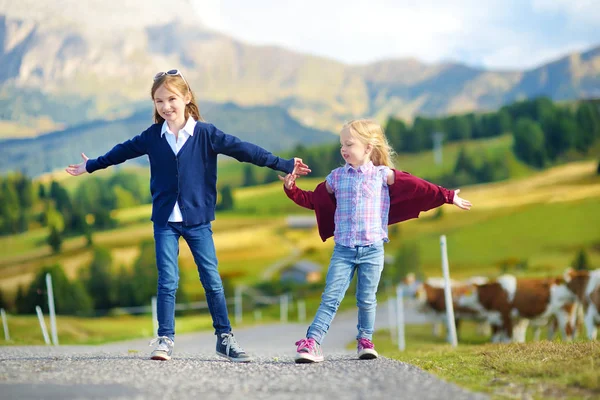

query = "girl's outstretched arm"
[452,189,472,210]
[65,153,89,176]
[279,173,317,210]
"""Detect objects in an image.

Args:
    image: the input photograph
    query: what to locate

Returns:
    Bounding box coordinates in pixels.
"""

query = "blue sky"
[190,0,599,70]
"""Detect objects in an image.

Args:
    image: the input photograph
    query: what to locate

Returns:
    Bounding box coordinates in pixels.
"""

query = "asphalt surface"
[0,302,488,400]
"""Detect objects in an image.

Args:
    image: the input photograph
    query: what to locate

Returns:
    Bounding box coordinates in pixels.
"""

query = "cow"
[413,276,489,340]
[528,302,581,341]
[564,268,600,340]
[457,274,577,343]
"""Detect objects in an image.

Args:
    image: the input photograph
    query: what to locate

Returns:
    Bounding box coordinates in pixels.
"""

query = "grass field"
[0,313,215,345]
[376,323,600,399]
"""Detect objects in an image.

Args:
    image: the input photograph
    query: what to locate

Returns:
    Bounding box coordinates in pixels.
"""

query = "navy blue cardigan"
[86,121,295,226]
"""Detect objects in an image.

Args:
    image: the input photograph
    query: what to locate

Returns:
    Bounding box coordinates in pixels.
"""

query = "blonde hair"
[151,74,204,124]
[343,119,395,168]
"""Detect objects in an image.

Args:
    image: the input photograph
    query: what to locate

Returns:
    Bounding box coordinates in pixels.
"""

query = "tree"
[13,173,36,209]
[19,264,93,315]
[49,180,72,212]
[84,222,94,247]
[47,226,63,254]
[81,247,116,310]
[112,185,137,209]
[575,102,600,152]
[385,118,408,151]
[129,240,159,306]
[218,185,234,211]
[0,179,21,233]
[114,265,136,307]
[542,110,577,161]
[453,147,476,176]
[92,209,117,230]
[571,249,590,271]
[15,285,26,314]
[0,287,7,311]
[411,117,436,149]
[483,109,512,137]
[109,171,149,203]
[513,118,547,168]
[442,115,471,141]
[398,127,422,153]
[263,168,281,184]
[242,165,257,187]
[38,183,46,199]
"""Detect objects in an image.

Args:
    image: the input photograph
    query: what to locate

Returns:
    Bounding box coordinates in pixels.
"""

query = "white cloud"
[532,0,599,23]
[189,0,223,31]
[189,0,600,69]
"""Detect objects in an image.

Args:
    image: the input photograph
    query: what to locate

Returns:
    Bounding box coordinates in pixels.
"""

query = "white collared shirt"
[161,117,197,222]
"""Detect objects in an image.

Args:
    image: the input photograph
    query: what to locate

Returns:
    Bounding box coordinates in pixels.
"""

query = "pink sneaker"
[357,338,378,360]
[294,338,324,363]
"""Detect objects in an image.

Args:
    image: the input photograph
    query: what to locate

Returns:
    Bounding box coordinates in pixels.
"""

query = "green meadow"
[373,323,600,400]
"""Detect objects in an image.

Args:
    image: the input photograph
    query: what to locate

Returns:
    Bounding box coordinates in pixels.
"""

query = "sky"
[190,0,600,70]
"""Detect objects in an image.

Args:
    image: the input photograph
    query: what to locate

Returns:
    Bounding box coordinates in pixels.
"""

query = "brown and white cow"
[457,274,577,343]
[413,276,489,339]
[564,268,600,340]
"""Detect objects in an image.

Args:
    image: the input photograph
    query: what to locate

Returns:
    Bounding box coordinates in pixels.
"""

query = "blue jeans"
[153,222,231,341]
[307,241,385,344]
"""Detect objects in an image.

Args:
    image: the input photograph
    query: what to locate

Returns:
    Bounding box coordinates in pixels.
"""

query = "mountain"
[0,102,335,176]
[0,0,598,133]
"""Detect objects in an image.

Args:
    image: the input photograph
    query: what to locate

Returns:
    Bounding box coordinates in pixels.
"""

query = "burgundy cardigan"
[283,169,455,242]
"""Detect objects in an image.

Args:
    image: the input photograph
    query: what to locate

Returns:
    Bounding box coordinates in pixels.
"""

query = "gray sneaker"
[295,337,324,363]
[216,333,252,362]
[149,336,174,361]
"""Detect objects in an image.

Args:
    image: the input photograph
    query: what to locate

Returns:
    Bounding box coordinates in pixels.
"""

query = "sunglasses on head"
[154,69,190,89]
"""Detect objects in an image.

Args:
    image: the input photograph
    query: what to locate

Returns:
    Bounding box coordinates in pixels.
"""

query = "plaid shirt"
[326,162,391,247]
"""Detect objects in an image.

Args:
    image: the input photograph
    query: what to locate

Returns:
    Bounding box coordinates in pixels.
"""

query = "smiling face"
[153,83,189,130]
[340,126,371,167]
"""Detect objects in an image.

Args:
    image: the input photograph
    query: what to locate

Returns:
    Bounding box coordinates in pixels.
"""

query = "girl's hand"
[453,189,472,210]
[65,153,89,176]
[292,158,311,176]
[278,173,297,190]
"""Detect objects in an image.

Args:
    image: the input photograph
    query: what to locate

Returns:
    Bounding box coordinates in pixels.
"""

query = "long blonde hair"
[151,74,204,124]
[344,119,395,168]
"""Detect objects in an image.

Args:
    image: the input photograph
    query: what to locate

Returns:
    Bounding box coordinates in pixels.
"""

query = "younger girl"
[66,69,310,362]
[280,119,471,363]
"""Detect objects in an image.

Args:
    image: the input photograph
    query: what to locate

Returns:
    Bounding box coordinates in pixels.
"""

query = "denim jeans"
[153,222,231,340]
[307,241,385,344]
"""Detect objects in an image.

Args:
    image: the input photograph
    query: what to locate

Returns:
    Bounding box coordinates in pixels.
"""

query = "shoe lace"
[221,333,244,355]
[149,336,174,349]
[295,338,316,352]
[358,338,374,349]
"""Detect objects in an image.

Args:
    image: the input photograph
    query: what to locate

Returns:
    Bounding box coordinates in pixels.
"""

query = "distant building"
[280,260,322,283]
[286,215,317,229]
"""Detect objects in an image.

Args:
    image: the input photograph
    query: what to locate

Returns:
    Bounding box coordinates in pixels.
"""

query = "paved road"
[0,303,487,400]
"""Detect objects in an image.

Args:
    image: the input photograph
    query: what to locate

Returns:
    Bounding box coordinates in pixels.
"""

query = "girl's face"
[153,83,189,128]
[340,127,371,167]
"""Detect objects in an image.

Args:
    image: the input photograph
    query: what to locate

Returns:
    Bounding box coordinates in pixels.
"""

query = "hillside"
[0,0,598,133]
[0,159,598,298]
